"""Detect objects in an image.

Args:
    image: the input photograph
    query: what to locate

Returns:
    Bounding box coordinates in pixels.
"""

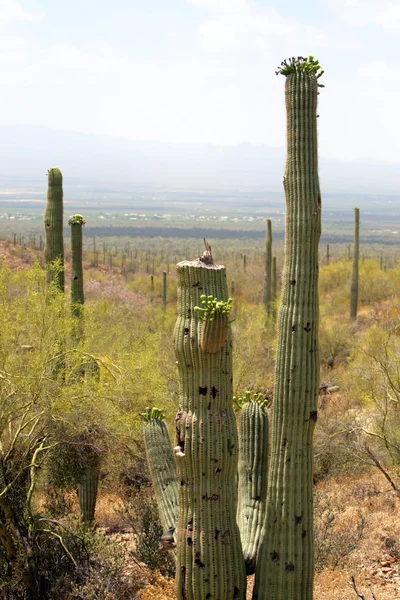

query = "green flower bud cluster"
[141,406,166,422]
[194,295,233,322]
[276,55,324,87]
[233,391,270,411]
[68,214,87,226]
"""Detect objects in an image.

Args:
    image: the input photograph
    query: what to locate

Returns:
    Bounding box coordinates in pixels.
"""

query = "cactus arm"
[236,394,269,575]
[44,167,64,292]
[174,258,246,600]
[350,208,359,319]
[143,409,179,535]
[254,57,322,600]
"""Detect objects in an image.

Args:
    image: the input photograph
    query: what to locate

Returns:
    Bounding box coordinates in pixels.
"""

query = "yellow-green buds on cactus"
[194,294,233,354]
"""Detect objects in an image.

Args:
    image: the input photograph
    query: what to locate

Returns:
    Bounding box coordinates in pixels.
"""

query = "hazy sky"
[2,0,400,162]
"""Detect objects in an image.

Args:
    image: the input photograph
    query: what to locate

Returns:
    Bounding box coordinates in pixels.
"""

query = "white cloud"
[332,0,400,32]
[0,0,41,23]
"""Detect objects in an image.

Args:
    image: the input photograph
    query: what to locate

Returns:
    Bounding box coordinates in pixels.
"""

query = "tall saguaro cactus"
[174,252,246,600]
[254,56,323,600]
[264,219,272,315]
[69,214,86,319]
[350,207,360,319]
[44,167,64,292]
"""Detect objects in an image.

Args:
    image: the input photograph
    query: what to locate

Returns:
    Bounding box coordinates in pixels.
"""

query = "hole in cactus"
[215,467,222,474]
[310,411,318,423]
[211,386,218,399]
[302,530,307,538]
[285,563,295,573]
[46,223,50,227]
[291,279,296,285]
[270,551,279,562]
[215,529,220,540]
[291,324,296,332]
[295,515,302,524]
[74,276,78,280]
[180,480,185,487]
[184,328,189,336]
[199,386,208,396]
[187,537,193,546]
[304,322,311,332]
[195,557,205,568]
[187,519,193,532]
[206,594,212,599]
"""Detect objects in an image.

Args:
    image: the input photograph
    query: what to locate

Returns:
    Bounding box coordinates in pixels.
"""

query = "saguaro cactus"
[235,392,269,575]
[69,214,86,319]
[264,219,272,315]
[271,256,277,308]
[44,167,64,292]
[174,251,246,600]
[162,270,167,311]
[350,207,359,319]
[254,56,323,600]
[142,408,178,537]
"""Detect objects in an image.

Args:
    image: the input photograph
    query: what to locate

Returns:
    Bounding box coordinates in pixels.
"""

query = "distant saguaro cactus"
[44,167,64,291]
[264,219,272,314]
[69,214,86,319]
[254,56,323,600]
[350,207,360,319]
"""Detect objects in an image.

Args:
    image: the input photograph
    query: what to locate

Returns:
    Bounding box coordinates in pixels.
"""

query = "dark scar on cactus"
[211,386,218,399]
[295,515,302,524]
[215,528,221,540]
[205,594,212,599]
[292,324,296,332]
[195,555,205,568]
[270,551,279,562]
[285,563,295,573]
[199,386,208,396]
[310,411,318,423]
[184,328,189,336]
[302,530,307,538]
[187,537,193,546]
[304,323,311,332]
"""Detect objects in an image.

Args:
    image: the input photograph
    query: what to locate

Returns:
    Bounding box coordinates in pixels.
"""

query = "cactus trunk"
[70,222,84,318]
[144,417,179,534]
[264,219,272,315]
[271,256,277,308]
[44,167,64,292]
[174,258,246,600]
[79,466,100,523]
[237,398,269,575]
[350,208,359,319]
[254,66,321,600]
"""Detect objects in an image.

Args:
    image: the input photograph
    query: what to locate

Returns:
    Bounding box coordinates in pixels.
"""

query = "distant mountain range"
[0,125,399,195]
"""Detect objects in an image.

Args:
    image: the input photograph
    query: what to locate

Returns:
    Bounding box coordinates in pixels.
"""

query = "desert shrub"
[117,477,175,578]
[314,491,366,571]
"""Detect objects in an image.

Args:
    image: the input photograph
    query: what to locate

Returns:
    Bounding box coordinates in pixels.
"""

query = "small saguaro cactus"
[254,56,323,600]
[69,214,86,319]
[271,256,277,308]
[162,271,167,311]
[44,167,64,291]
[350,207,360,319]
[235,392,269,575]
[142,407,179,545]
[264,219,272,315]
[174,249,246,599]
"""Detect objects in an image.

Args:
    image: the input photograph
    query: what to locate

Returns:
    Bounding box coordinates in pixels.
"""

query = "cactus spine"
[350,207,359,319]
[143,408,179,536]
[254,57,322,600]
[44,167,64,292]
[264,219,272,314]
[235,392,269,575]
[174,253,246,600]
